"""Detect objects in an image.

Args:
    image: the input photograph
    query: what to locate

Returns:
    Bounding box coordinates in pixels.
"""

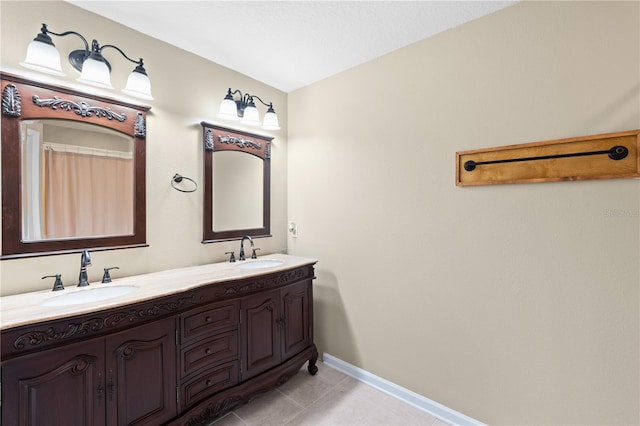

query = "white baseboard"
[322,353,485,426]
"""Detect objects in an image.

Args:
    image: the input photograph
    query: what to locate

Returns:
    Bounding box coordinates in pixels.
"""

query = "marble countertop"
[0,254,317,331]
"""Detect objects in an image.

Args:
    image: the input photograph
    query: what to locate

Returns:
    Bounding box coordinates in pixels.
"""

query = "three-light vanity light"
[217,88,280,130]
[21,23,153,100]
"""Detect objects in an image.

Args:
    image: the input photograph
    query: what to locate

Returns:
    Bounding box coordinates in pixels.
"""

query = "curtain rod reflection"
[43,142,132,159]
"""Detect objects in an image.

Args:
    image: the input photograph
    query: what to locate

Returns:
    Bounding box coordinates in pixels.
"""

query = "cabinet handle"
[97,374,104,403]
[206,380,213,386]
[107,371,115,402]
[205,316,212,323]
[205,348,212,355]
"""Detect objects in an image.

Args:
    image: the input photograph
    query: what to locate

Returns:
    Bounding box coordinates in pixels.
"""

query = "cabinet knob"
[206,380,213,386]
[205,348,211,355]
[205,316,212,323]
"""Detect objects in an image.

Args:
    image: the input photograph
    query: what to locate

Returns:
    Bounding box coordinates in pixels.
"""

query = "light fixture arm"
[35,23,95,72]
[67,39,110,73]
[227,88,244,99]
[37,23,90,52]
[248,94,272,109]
[224,89,251,117]
[228,90,269,107]
[227,88,251,105]
[98,44,145,68]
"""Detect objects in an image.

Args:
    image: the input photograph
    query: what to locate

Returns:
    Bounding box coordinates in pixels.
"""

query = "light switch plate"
[288,222,298,237]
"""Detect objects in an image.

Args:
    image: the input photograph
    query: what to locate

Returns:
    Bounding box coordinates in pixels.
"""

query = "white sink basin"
[237,259,285,270]
[40,286,138,307]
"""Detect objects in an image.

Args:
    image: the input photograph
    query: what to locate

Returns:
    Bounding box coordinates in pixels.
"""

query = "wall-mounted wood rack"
[456,129,640,186]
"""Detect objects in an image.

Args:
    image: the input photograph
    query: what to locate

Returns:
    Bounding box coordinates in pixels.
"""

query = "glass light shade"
[241,105,261,126]
[262,107,280,130]
[77,57,114,89]
[21,40,65,76]
[217,97,239,120]
[122,69,153,100]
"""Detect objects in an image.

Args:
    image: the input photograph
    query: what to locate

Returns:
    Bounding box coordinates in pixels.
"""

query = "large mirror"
[201,122,271,242]
[1,73,148,258]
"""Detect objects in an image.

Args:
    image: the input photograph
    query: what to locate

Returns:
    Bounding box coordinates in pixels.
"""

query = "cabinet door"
[2,338,106,426]
[105,318,177,426]
[281,281,312,360]
[241,289,281,380]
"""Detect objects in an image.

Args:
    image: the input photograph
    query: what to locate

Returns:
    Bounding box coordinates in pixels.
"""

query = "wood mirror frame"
[1,73,148,258]
[201,122,271,242]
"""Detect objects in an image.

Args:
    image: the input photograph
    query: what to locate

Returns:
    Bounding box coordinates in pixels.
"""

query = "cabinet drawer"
[181,300,239,343]
[180,331,239,378]
[181,361,239,410]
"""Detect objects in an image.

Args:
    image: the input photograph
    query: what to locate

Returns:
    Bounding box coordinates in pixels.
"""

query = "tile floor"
[210,361,449,426]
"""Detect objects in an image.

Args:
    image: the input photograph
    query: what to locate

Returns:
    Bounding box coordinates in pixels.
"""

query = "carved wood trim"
[218,134,262,150]
[134,111,146,138]
[2,83,21,116]
[32,95,127,121]
[213,269,307,298]
[115,334,166,360]
[12,296,196,351]
[204,128,214,151]
[200,122,272,159]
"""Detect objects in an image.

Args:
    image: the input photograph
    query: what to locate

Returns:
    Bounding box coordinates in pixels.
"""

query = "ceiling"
[66,1,516,93]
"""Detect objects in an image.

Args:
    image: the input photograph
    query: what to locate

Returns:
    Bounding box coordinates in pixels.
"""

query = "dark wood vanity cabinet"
[1,318,177,426]
[2,338,106,426]
[242,281,312,380]
[1,262,318,425]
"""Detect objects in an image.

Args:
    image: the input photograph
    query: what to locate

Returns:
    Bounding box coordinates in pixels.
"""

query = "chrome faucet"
[239,235,254,261]
[78,249,92,287]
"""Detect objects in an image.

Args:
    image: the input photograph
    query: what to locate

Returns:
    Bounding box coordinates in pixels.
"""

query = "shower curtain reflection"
[39,146,133,240]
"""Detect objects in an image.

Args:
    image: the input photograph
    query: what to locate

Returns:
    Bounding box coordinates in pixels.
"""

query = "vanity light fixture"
[217,88,280,130]
[21,23,153,100]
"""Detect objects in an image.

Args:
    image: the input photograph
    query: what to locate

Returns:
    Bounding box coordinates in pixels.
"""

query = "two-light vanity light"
[21,24,153,100]
[217,88,280,130]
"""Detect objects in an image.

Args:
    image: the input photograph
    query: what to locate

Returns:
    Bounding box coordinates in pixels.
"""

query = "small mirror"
[202,123,271,242]
[1,73,148,258]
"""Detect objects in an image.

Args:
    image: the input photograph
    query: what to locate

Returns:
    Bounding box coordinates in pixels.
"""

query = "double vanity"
[0,73,310,425]
[0,254,318,425]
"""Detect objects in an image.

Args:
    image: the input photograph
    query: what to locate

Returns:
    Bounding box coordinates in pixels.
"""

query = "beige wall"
[0,1,288,295]
[288,1,639,425]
